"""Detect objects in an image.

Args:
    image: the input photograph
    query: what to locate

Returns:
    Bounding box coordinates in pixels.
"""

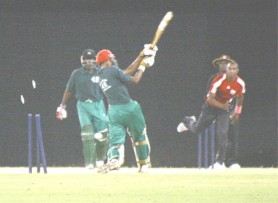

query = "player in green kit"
[56,49,109,170]
[96,45,157,173]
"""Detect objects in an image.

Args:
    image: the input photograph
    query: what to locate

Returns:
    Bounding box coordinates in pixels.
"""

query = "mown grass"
[0,168,277,203]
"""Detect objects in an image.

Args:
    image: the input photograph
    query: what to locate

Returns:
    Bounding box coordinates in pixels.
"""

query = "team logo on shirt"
[230,89,236,95]
[99,79,111,92]
[91,76,100,83]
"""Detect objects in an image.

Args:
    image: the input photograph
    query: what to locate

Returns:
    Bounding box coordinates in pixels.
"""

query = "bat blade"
[150,11,174,49]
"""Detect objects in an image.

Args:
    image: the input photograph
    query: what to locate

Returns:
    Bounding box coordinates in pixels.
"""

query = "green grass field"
[0,168,277,203]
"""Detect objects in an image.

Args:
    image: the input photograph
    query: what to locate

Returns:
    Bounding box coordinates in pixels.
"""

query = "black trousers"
[225,120,240,166]
[185,104,230,164]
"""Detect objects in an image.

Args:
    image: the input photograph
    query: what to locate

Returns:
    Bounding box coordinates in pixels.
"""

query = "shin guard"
[81,125,96,167]
[94,129,109,162]
[130,133,151,167]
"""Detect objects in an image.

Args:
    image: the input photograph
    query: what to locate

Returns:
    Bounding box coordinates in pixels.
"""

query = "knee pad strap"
[81,125,94,141]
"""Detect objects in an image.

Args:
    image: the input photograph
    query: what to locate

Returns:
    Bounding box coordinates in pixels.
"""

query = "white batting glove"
[56,104,67,120]
[138,55,156,72]
[142,44,158,56]
[143,55,155,67]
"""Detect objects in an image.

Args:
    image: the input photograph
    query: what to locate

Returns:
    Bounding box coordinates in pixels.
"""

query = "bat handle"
[150,39,159,49]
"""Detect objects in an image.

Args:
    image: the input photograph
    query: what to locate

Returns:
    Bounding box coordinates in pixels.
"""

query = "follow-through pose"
[177,61,245,169]
[96,45,157,173]
[209,55,242,168]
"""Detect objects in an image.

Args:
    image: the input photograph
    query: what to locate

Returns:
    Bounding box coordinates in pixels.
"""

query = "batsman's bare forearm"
[61,90,72,106]
[124,52,145,75]
[130,69,144,84]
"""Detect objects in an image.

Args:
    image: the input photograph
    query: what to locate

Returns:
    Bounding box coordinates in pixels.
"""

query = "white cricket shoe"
[177,122,188,132]
[85,164,94,170]
[229,163,241,169]
[108,159,120,170]
[209,162,226,170]
[97,159,120,173]
[138,164,149,173]
[177,116,196,133]
[96,160,104,168]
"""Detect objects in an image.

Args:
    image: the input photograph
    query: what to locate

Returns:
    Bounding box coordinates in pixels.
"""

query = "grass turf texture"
[0,168,277,203]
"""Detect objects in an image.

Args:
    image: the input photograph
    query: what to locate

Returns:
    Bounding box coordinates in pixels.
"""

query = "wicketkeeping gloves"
[56,104,67,120]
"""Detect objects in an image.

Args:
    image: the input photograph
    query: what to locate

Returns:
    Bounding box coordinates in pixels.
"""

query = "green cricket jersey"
[66,67,103,101]
[98,66,132,105]
[98,66,150,165]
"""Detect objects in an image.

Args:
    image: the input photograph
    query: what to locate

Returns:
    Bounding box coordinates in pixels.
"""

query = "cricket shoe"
[229,163,241,169]
[97,159,120,173]
[177,116,196,133]
[96,160,104,168]
[85,164,94,170]
[209,162,226,170]
[138,164,149,173]
[177,122,188,132]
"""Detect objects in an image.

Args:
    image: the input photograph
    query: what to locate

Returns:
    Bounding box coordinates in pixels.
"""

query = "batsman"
[96,45,157,173]
[56,49,109,170]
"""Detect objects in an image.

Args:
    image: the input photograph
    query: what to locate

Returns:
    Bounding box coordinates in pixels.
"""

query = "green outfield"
[0,168,277,203]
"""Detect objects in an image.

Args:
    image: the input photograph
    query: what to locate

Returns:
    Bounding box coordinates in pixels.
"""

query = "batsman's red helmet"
[96,49,115,65]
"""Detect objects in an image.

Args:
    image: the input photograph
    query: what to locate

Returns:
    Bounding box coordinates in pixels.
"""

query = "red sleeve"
[209,73,226,94]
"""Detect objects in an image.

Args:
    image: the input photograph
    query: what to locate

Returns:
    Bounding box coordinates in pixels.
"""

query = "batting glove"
[142,44,158,56]
[143,55,155,67]
[138,55,156,72]
[56,104,67,120]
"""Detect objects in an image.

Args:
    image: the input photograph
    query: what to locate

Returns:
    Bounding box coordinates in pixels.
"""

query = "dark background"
[0,0,277,167]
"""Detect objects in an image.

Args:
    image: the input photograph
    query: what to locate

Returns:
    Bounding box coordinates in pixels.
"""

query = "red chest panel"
[209,74,245,104]
[216,80,242,103]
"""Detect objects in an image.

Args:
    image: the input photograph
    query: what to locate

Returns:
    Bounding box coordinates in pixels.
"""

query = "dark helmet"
[82,49,95,59]
[80,49,97,68]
